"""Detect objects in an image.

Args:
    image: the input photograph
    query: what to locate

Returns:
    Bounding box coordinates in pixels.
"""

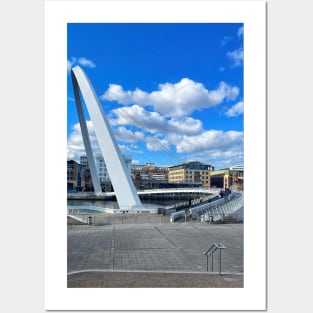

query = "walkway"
[67,223,243,288]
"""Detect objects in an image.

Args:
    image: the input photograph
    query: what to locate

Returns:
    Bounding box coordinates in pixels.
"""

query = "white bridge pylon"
[71,66,143,211]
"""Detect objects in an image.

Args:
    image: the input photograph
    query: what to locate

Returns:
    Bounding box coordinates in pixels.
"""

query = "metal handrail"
[204,242,225,275]
[170,191,243,222]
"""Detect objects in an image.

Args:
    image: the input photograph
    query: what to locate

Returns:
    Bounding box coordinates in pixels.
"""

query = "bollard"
[87,215,92,225]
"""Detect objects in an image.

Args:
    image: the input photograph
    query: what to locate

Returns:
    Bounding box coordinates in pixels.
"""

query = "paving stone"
[67,223,243,287]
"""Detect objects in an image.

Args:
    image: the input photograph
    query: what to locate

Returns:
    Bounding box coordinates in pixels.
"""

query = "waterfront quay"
[67,222,243,288]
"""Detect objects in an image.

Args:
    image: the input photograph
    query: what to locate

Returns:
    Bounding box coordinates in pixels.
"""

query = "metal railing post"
[219,247,222,275]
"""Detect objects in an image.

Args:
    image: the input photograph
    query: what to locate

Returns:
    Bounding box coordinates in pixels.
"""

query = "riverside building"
[67,155,133,192]
[168,161,214,188]
[210,165,244,190]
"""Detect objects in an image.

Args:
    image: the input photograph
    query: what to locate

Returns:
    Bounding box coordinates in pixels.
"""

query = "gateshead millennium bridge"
[70,66,243,221]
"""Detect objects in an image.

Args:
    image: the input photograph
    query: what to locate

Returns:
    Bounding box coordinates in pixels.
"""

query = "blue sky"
[67,23,243,169]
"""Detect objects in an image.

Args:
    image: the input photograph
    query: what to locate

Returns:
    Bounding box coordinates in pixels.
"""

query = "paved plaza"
[67,222,243,287]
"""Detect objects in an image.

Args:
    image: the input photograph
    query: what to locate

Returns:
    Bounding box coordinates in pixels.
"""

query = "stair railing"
[203,242,226,275]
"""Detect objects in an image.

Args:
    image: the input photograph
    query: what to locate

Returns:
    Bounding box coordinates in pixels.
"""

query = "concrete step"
[67,270,243,288]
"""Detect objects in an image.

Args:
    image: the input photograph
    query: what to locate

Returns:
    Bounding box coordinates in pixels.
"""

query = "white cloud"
[174,130,243,154]
[67,120,243,168]
[67,121,100,161]
[67,121,141,161]
[170,130,244,168]
[103,85,146,105]
[221,36,232,47]
[112,105,167,133]
[225,101,244,117]
[185,149,243,169]
[102,78,239,118]
[168,117,203,135]
[131,159,142,165]
[67,56,96,71]
[68,74,243,167]
[149,79,234,117]
[67,57,76,71]
[118,143,142,154]
[77,57,96,68]
[111,104,203,136]
[103,84,131,104]
[237,26,244,38]
[227,48,243,67]
[145,136,170,152]
[114,126,145,143]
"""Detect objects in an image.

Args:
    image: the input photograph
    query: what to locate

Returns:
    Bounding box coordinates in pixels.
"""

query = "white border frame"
[45,0,266,310]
